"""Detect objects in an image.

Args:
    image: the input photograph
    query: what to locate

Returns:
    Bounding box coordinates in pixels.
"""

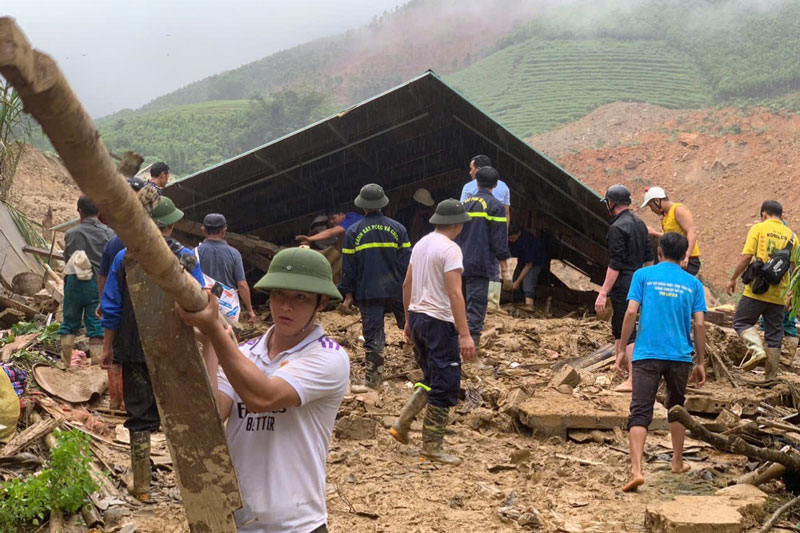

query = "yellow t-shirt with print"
[742,218,798,305]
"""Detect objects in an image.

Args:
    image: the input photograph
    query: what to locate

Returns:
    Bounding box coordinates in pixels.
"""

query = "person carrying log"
[390,199,475,464]
[726,200,798,379]
[177,247,349,533]
[594,184,654,392]
[617,232,707,493]
[339,183,411,389]
[59,195,115,367]
[99,197,204,501]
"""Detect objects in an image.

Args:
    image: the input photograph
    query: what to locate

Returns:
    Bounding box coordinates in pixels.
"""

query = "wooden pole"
[0,17,206,312]
[126,263,241,532]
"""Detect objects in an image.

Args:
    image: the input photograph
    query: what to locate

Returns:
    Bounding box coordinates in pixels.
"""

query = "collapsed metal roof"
[166,71,609,283]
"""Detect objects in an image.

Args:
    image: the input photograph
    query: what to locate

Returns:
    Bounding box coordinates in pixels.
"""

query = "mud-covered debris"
[334,415,376,441]
[550,364,580,390]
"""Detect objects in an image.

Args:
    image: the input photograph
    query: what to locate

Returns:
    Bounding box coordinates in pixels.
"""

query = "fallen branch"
[0,416,60,457]
[670,406,800,472]
[710,350,739,388]
[758,494,800,533]
[738,462,787,486]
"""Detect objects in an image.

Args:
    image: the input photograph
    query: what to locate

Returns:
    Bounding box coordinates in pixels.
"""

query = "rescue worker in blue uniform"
[455,166,511,354]
[340,183,411,388]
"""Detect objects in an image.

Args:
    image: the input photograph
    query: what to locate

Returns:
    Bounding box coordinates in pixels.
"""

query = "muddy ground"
[68,306,798,533]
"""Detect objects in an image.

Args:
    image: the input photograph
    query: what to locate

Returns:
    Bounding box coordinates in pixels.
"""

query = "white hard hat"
[413,188,435,207]
[641,186,667,208]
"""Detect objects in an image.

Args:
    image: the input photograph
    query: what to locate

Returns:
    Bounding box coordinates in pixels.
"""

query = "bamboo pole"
[0,17,206,312]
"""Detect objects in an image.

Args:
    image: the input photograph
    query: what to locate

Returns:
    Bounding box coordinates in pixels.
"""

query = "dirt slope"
[7,145,82,229]
[529,104,800,295]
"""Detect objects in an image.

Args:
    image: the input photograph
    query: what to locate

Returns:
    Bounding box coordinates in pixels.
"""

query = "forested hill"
[135,0,539,113]
[93,0,800,177]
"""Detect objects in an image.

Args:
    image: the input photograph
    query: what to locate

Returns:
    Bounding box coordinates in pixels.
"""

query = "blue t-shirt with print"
[627,262,707,363]
[339,212,364,231]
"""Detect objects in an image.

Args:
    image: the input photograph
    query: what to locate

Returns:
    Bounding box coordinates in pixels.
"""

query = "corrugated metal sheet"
[166,71,609,282]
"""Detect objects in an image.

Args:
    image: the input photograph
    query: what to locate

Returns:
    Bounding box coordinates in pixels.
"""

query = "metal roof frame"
[166,71,609,282]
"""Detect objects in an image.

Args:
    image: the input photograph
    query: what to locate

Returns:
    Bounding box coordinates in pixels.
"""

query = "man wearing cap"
[196,213,256,323]
[146,162,170,194]
[100,196,204,501]
[455,166,512,355]
[59,195,115,368]
[390,199,475,464]
[339,184,411,388]
[595,184,654,392]
[295,209,364,251]
[177,248,349,533]
[641,187,701,276]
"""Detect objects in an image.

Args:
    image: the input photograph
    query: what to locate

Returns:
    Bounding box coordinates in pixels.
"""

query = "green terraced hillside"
[447,39,712,137]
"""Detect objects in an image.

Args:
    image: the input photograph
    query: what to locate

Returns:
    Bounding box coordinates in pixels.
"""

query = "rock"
[510,448,532,464]
[465,407,495,430]
[497,387,527,414]
[488,463,517,473]
[645,486,768,533]
[556,384,573,394]
[595,374,612,387]
[518,509,544,528]
[334,415,376,441]
[549,364,580,390]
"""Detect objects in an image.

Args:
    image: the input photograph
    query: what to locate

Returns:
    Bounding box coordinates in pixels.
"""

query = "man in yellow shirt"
[641,187,701,276]
[727,200,798,379]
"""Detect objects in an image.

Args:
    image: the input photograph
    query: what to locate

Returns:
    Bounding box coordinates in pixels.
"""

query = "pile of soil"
[529,104,800,295]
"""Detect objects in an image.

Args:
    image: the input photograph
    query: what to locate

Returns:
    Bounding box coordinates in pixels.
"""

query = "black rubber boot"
[420,404,461,465]
[130,431,152,501]
[365,351,385,389]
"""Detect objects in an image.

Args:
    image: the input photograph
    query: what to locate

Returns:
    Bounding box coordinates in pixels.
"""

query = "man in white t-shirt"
[389,199,476,465]
[178,248,349,533]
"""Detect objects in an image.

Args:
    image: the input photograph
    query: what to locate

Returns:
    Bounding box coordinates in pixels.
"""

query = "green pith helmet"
[354,183,389,209]
[151,197,184,227]
[254,248,342,301]
[429,198,472,225]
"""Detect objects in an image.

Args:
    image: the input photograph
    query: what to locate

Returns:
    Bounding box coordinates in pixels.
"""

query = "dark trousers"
[684,257,701,277]
[463,276,489,335]
[610,272,636,343]
[628,359,691,429]
[59,275,103,338]
[409,311,461,407]
[121,362,160,433]
[733,295,785,348]
[359,298,404,353]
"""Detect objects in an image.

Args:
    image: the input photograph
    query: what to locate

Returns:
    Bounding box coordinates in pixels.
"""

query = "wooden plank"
[126,262,241,532]
[175,219,281,257]
[23,245,64,262]
[1,416,61,457]
[0,288,39,318]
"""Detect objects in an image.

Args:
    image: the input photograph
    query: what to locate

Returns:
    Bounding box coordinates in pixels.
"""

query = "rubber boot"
[389,386,429,444]
[420,404,461,465]
[781,336,799,367]
[130,431,152,501]
[739,326,767,370]
[87,340,103,366]
[107,364,125,411]
[59,334,75,368]
[365,351,384,389]
[471,334,481,358]
[765,347,781,380]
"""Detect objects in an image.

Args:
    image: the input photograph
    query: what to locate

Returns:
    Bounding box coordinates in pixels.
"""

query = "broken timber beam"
[127,263,241,532]
[0,18,242,531]
[670,406,800,472]
[0,17,206,313]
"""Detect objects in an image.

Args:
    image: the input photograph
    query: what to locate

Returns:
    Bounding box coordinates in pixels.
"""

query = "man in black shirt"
[594,185,654,392]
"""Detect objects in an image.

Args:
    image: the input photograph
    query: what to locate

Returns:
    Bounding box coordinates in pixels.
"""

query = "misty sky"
[3,0,405,118]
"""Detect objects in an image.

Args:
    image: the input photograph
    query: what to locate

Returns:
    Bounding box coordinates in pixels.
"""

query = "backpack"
[761,234,795,286]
